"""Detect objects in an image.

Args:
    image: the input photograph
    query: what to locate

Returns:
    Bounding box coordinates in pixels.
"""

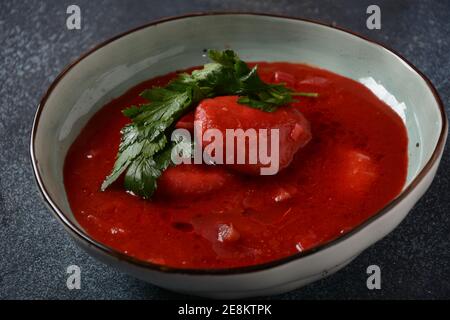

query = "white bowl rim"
[30,12,448,275]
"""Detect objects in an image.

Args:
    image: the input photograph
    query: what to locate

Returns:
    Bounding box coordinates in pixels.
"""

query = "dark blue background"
[0,0,449,299]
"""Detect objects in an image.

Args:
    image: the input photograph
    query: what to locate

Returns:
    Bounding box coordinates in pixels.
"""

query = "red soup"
[64,62,408,269]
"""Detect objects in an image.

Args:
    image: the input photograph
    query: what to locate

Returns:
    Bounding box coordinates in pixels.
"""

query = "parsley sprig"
[101,49,316,199]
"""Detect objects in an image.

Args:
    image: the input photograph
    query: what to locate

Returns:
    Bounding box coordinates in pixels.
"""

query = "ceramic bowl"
[31,13,447,299]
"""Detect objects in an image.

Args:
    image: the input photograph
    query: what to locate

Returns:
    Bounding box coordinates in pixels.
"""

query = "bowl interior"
[33,14,444,231]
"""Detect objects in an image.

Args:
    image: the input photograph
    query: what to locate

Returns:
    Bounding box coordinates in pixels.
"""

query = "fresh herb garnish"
[101,49,317,199]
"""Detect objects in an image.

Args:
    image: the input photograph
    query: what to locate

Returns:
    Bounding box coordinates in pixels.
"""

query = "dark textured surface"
[0,0,449,300]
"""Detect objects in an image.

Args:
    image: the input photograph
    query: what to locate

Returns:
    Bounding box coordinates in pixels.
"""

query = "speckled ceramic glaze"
[31,13,447,298]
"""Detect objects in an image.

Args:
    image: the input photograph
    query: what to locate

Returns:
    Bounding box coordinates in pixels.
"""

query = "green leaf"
[207,49,239,67]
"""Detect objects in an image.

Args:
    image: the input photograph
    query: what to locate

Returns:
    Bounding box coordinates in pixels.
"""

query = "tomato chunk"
[195,96,312,175]
[337,149,378,195]
[217,223,241,244]
[175,111,195,132]
[157,164,233,197]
